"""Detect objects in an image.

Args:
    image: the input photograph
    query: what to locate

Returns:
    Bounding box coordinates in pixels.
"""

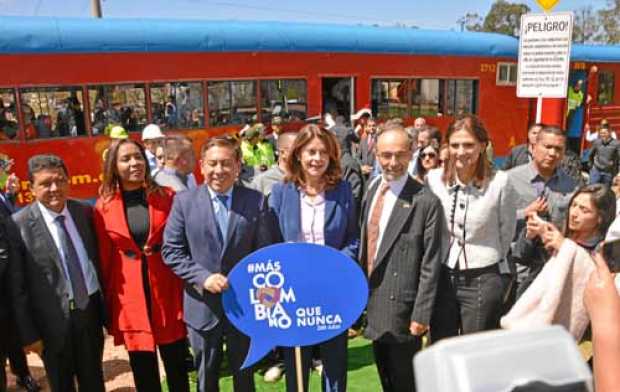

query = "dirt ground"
[5,335,165,392]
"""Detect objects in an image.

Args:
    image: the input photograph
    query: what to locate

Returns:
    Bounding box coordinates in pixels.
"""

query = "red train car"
[1,16,618,203]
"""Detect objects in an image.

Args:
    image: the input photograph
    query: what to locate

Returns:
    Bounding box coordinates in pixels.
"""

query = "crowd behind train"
[1,108,620,392]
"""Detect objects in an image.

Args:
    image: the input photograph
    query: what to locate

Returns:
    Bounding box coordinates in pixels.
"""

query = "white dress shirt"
[37,202,100,298]
[368,174,409,260]
[300,190,326,245]
[426,168,517,270]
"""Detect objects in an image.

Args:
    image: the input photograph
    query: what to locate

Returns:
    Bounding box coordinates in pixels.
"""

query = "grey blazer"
[8,200,105,352]
[360,176,445,343]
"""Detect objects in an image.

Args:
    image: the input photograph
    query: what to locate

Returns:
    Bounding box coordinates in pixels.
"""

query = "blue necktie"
[215,195,229,244]
[55,215,89,310]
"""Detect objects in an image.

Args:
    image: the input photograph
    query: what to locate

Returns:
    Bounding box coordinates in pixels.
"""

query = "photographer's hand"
[585,251,620,392]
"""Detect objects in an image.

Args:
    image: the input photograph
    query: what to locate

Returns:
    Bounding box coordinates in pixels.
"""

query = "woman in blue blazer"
[269,124,359,392]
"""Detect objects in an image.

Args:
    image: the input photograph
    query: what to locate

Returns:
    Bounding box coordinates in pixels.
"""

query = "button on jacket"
[426,168,517,270]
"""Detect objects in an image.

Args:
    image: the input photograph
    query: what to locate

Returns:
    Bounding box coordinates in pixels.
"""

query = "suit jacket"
[0,190,15,219]
[360,176,445,343]
[7,200,105,352]
[358,136,376,168]
[0,192,13,320]
[153,169,188,193]
[0,216,9,320]
[162,184,275,332]
[269,181,359,260]
[94,189,185,351]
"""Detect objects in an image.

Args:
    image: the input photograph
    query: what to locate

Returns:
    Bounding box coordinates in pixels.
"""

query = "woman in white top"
[269,124,358,392]
[426,114,517,342]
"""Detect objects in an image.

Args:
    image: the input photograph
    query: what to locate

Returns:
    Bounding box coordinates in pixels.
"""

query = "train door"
[322,77,354,124]
[566,70,588,146]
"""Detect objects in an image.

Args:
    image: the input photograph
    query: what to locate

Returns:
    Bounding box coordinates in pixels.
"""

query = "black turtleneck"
[122,188,149,248]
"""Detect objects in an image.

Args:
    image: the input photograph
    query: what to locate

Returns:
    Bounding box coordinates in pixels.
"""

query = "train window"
[443,80,478,115]
[0,89,18,141]
[497,63,518,86]
[260,79,307,122]
[88,84,147,134]
[410,79,440,117]
[19,87,86,140]
[598,71,615,105]
[208,80,257,126]
[150,82,204,129]
[371,79,408,119]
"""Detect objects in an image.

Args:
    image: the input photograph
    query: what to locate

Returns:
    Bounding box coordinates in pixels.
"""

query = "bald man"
[360,125,444,391]
[251,132,297,196]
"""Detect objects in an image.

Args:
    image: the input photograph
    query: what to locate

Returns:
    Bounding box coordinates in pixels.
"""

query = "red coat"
[94,188,185,351]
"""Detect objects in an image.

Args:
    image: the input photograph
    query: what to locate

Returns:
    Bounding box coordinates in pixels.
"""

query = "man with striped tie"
[359,124,444,392]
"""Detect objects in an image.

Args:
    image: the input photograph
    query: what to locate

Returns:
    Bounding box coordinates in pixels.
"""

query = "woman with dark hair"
[269,124,358,392]
[93,139,189,392]
[413,141,441,183]
[516,184,616,290]
[427,114,517,342]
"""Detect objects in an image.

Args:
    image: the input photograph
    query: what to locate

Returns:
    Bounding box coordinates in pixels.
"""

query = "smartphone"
[602,239,620,273]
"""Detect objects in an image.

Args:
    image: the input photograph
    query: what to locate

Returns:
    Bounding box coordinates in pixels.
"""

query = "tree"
[482,0,530,37]
[598,0,620,43]
[573,6,600,43]
[457,12,483,32]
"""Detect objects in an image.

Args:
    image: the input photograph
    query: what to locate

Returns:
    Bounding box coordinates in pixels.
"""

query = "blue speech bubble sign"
[222,242,368,369]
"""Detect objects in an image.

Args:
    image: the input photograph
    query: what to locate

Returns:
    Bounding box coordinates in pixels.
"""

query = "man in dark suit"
[163,137,274,392]
[360,125,444,392]
[0,161,40,392]
[501,123,542,170]
[358,118,377,181]
[8,155,105,392]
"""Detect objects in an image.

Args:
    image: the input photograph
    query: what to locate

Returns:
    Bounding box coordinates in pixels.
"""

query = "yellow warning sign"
[536,0,560,12]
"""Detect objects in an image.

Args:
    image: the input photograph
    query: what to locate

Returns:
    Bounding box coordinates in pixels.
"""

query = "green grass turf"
[162,337,381,391]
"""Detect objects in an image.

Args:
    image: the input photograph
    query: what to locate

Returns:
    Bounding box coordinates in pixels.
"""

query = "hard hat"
[142,124,165,141]
[109,125,129,139]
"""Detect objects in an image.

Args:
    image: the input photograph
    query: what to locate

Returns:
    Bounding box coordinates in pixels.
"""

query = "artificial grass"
[163,337,381,391]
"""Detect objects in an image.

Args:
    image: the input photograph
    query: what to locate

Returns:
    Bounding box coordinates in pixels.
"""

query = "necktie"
[54,215,89,310]
[366,182,390,275]
[215,195,229,244]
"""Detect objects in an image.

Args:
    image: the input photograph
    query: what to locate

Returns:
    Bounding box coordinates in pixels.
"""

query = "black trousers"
[372,339,421,392]
[188,319,254,392]
[0,313,31,392]
[128,338,190,392]
[430,264,504,343]
[41,295,105,392]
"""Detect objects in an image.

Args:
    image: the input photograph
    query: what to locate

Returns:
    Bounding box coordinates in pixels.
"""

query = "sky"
[0,0,610,30]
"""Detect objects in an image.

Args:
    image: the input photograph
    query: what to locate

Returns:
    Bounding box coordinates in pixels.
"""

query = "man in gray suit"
[8,155,105,392]
[360,125,444,392]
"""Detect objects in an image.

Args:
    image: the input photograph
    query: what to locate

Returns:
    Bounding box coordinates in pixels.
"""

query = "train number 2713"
[480,63,496,73]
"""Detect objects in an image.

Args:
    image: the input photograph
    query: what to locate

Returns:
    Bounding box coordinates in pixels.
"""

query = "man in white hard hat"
[141,124,165,173]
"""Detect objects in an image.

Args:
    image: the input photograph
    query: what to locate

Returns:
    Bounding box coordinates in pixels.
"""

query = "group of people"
[1,111,620,392]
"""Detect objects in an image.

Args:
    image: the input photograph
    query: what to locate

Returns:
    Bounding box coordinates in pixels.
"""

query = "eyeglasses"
[420,152,437,159]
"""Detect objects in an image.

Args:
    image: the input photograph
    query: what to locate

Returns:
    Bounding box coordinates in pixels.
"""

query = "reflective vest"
[567,87,584,113]
[241,140,275,167]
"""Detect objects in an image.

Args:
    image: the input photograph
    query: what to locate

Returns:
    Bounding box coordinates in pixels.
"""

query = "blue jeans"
[589,167,613,186]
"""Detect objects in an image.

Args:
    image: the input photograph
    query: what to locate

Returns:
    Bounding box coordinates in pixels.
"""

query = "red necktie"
[366,182,389,275]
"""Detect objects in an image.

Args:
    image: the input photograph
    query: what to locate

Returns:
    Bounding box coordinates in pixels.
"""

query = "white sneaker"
[312,359,323,376]
[264,364,285,383]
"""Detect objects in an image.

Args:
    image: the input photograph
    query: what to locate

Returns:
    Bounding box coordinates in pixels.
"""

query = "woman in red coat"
[94,138,189,392]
